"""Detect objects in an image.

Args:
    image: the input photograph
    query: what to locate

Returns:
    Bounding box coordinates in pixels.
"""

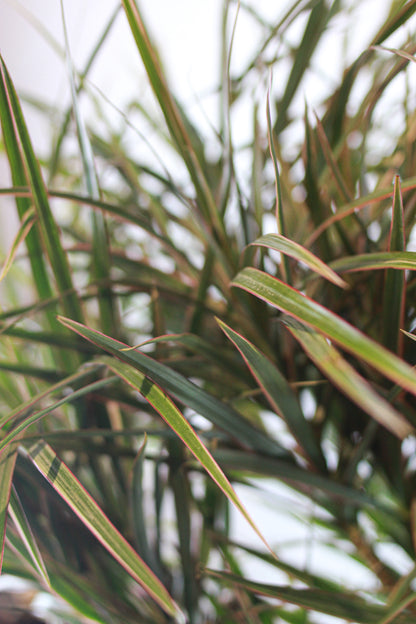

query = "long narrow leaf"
[250,233,347,288]
[129,435,161,576]
[314,112,352,202]
[0,55,84,324]
[121,0,226,243]
[205,570,400,624]
[0,364,105,430]
[274,0,332,135]
[168,438,197,618]
[306,176,416,247]
[8,486,50,585]
[382,175,405,354]
[0,208,36,283]
[0,376,117,453]
[57,316,289,458]
[213,448,391,511]
[27,440,182,620]
[61,1,117,336]
[0,70,55,322]
[285,319,413,439]
[266,92,290,283]
[330,251,416,273]
[232,267,416,397]
[99,355,274,556]
[0,442,18,571]
[217,319,327,470]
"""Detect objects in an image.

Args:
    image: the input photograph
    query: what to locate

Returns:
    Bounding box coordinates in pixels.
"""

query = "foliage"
[1,0,416,622]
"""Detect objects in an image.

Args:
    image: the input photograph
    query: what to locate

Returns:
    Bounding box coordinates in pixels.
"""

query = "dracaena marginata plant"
[1,1,416,623]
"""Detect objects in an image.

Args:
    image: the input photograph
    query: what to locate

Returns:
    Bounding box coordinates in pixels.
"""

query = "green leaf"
[121,0,237,335]
[48,572,108,623]
[129,435,161,576]
[0,74,55,320]
[0,365,109,443]
[0,185,202,280]
[217,318,327,470]
[330,251,416,273]
[314,112,352,202]
[372,3,416,46]
[205,570,402,624]
[213,448,390,511]
[27,439,182,620]
[57,316,288,458]
[231,267,416,397]
[303,105,332,260]
[168,438,198,619]
[8,486,50,585]
[250,233,347,288]
[285,319,413,439]
[0,55,84,324]
[217,537,344,593]
[120,0,226,243]
[61,1,117,336]
[274,0,333,135]
[99,355,274,556]
[382,175,405,354]
[306,175,416,248]
[266,92,290,283]
[0,442,17,571]
[0,208,36,283]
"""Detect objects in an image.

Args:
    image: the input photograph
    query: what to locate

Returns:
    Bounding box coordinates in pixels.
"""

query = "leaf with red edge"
[27,439,183,620]
[231,266,416,396]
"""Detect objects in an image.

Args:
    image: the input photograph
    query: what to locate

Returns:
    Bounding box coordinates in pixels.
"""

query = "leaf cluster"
[1,1,416,623]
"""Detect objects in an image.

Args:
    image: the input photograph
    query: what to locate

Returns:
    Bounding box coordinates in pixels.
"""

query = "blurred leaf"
[306,176,416,248]
[205,569,411,624]
[314,112,352,202]
[216,536,345,593]
[0,360,65,383]
[0,55,84,324]
[0,370,114,450]
[121,0,237,335]
[372,2,416,46]
[121,0,227,244]
[331,251,416,273]
[285,318,413,439]
[303,106,332,259]
[274,0,334,135]
[8,485,50,585]
[48,571,109,623]
[213,448,391,511]
[129,435,163,579]
[61,1,118,336]
[0,207,36,283]
[0,73,56,328]
[267,92,290,283]
[0,442,17,571]
[372,44,416,65]
[168,438,198,619]
[382,175,405,355]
